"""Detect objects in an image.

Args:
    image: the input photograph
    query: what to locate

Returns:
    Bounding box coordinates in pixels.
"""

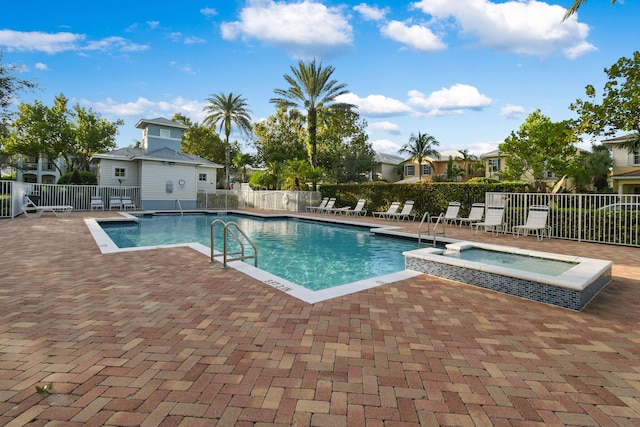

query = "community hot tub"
[404,241,612,311]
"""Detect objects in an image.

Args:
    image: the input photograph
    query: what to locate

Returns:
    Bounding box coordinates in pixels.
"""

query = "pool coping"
[84,211,425,304]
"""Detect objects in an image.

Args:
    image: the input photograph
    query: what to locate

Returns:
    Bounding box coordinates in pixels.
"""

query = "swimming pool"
[97,213,421,292]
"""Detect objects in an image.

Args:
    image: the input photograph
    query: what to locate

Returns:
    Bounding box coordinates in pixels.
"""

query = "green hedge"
[320,182,528,219]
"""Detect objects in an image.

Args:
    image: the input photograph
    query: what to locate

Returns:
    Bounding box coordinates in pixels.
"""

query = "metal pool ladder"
[210,219,258,269]
[418,211,445,247]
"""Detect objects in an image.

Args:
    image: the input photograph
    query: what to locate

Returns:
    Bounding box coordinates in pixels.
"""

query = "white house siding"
[196,167,218,193]
[98,159,141,187]
[140,162,198,209]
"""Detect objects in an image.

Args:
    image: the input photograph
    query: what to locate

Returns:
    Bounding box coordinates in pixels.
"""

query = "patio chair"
[90,196,104,211]
[473,205,506,236]
[388,200,416,221]
[342,199,367,216]
[109,196,122,210]
[122,196,136,210]
[373,202,401,219]
[433,202,461,226]
[317,198,336,214]
[512,205,550,241]
[456,203,485,228]
[306,197,329,213]
[21,197,73,218]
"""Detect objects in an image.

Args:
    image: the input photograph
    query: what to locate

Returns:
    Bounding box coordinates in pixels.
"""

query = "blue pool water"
[443,248,577,276]
[99,214,420,291]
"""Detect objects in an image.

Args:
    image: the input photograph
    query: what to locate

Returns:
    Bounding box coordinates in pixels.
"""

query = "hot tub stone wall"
[405,257,611,311]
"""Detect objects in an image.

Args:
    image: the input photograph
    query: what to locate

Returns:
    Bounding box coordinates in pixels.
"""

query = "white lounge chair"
[513,205,550,241]
[317,198,336,214]
[306,197,329,213]
[90,196,104,211]
[433,202,461,226]
[342,199,367,216]
[21,197,73,218]
[121,196,136,210]
[473,205,506,236]
[388,201,416,221]
[456,203,485,228]
[373,202,401,219]
[109,196,122,210]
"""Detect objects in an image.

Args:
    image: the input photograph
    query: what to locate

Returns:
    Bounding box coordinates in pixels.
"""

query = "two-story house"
[603,133,640,194]
[92,117,222,209]
[401,149,481,182]
[371,152,405,182]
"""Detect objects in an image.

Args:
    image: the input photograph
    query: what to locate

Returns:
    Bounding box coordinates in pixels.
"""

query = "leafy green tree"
[398,132,440,180]
[203,92,253,188]
[564,0,617,20]
[271,59,352,172]
[6,94,120,172]
[1,51,36,124]
[570,51,640,153]
[317,107,374,183]
[173,113,231,167]
[567,144,612,192]
[500,109,578,189]
[443,156,465,182]
[253,107,307,165]
[73,105,122,171]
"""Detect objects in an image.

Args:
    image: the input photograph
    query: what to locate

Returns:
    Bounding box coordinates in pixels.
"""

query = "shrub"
[58,170,97,185]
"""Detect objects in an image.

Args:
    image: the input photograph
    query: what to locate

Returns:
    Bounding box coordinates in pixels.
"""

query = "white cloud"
[411,0,595,58]
[82,97,207,122]
[371,138,403,153]
[500,103,525,120]
[169,32,206,45]
[0,30,149,54]
[221,0,353,58]
[201,7,218,17]
[147,21,160,30]
[84,36,149,52]
[380,21,446,52]
[338,93,412,117]
[408,84,492,113]
[354,3,389,21]
[0,29,83,54]
[35,62,48,70]
[367,120,403,135]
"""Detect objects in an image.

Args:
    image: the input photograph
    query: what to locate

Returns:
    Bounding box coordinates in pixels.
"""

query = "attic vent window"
[160,129,170,139]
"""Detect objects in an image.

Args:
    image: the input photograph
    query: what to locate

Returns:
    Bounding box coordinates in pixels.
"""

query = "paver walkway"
[1,211,639,426]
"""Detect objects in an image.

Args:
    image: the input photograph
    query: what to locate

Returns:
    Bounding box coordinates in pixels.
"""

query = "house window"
[634,151,640,165]
[405,165,415,176]
[421,164,432,175]
[488,159,501,172]
[114,167,126,178]
[160,129,170,139]
[199,173,207,182]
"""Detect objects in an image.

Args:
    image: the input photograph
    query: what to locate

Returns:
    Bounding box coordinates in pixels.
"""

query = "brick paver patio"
[1,211,639,426]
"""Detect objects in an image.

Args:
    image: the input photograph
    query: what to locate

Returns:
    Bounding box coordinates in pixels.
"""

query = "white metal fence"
[487,192,640,247]
[197,187,322,212]
[3,181,638,247]
[1,181,141,218]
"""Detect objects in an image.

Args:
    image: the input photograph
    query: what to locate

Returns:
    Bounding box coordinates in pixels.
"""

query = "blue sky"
[2,1,638,157]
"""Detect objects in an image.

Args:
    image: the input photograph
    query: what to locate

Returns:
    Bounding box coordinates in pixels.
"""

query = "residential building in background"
[603,134,640,195]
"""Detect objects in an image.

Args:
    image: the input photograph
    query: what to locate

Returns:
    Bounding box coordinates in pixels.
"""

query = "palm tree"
[271,59,353,171]
[232,152,254,183]
[564,0,617,20]
[398,132,440,180]
[283,159,311,190]
[203,92,252,188]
